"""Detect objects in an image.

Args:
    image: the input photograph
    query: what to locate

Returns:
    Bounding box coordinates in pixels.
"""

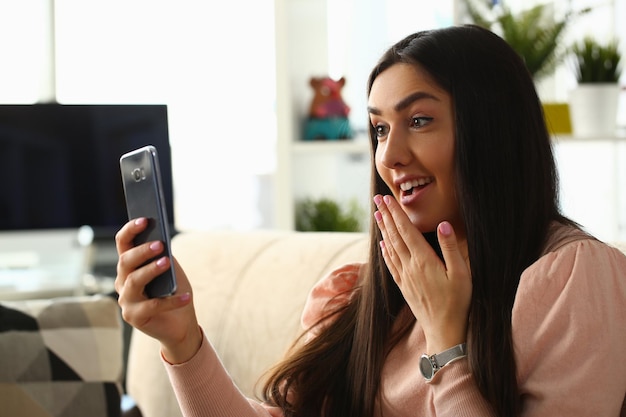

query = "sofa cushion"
[126,230,369,417]
[0,295,123,417]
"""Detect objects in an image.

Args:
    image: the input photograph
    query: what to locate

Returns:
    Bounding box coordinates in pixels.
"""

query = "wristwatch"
[419,343,467,382]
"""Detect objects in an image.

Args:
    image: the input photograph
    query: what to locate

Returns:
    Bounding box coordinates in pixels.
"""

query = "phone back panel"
[120,145,176,298]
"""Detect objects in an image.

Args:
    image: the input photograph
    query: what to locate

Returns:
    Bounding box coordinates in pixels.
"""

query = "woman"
[115,25,626,416]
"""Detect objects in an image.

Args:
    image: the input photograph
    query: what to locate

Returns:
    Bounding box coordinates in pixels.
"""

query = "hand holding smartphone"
[120,145,177,298]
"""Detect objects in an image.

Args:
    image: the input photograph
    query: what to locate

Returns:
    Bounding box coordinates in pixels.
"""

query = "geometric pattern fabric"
[0,295,123,417]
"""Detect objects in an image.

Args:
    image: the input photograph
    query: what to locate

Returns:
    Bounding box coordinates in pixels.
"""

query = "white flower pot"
[568,83,620,138]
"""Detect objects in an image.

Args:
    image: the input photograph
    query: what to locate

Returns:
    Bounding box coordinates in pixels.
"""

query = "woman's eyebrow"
[368,91,441,115]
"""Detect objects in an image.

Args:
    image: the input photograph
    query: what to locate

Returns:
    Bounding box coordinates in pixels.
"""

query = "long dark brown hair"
[263,25,570,417]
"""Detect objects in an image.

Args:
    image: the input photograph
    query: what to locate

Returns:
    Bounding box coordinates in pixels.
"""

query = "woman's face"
[369,62,463,237]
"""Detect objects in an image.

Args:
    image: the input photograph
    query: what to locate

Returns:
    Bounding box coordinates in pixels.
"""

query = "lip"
[400,182,432,205]
[394,176,434,206]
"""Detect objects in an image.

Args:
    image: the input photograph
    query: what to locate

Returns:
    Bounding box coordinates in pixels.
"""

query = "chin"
[407,215,439,234]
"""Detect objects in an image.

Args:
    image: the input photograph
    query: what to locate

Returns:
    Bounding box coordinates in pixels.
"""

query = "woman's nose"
[379,129,412,168]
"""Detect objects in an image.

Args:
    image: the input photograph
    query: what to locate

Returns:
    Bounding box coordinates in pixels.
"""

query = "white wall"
[555,138,626,242]
[0,1,49,102]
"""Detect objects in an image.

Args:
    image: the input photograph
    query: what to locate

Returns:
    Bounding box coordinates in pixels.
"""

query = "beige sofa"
[124,230,626,417]
[125,229,369,417]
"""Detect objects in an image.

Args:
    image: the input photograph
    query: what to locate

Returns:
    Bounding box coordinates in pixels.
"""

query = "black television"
[0,103,175,241]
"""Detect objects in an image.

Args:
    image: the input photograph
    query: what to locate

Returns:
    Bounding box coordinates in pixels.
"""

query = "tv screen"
[0,104,174,239]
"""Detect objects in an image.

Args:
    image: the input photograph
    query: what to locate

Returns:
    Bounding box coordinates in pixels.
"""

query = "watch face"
[419,355,435,381]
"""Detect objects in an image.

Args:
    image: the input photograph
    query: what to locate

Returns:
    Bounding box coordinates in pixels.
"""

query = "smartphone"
[120,145,177,298]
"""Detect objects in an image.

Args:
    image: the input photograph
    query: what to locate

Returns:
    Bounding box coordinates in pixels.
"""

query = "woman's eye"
[374,124,389,137]
[411,116,433,128]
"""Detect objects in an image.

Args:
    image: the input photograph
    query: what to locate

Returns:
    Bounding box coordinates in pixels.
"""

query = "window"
[1,0,277,231]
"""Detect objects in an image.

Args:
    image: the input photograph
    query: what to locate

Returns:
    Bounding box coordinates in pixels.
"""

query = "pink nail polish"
[373,195,382,207]
[374,211,382,222]
[156,257,167,267]
[439,221,452,236]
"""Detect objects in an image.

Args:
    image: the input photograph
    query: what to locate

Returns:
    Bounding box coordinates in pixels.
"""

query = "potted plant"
[462,0,590,134]
[462,0,589,82]
[568,37,622,137]
[295,197,363,232]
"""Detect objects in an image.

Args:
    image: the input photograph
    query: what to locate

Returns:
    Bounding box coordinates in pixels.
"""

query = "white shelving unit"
[291,138,372,229]
[291,139,370,155]
[282,132,626,242]
[274,0,334,230]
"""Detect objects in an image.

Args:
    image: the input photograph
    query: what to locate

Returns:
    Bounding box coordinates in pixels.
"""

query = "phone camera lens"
[132,168,145,182]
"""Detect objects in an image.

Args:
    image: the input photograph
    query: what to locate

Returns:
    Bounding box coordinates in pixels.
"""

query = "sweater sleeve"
[164,331,285,417]
[300,263,362,336]
[512,239,626,416]
[429,239,626,417]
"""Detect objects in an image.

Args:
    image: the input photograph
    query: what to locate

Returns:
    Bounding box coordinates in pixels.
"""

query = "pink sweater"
[164,229,626,416]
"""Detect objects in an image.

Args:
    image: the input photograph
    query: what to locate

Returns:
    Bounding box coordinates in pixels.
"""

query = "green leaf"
[570,37,622,83]
[295,197,363,232]
[462,0,589,81]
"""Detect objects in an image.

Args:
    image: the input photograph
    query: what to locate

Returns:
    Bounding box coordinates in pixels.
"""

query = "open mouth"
[399,177,434,196]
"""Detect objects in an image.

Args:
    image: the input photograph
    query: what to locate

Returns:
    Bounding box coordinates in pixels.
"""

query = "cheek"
[426,142,455,181]
[440,161,461,218]
[374,149,390,184]
[374,152,398,196]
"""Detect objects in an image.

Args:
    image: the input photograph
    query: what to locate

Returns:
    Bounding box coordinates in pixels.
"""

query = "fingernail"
[379,240,386,250]
[156,257,168,267]
[134,218,145,226]
[180,292,191,303]
[374,211,382,222]
[150,241,161,251]
[383,195,391,205]
[439,221,452,236]
[373,195,382,207]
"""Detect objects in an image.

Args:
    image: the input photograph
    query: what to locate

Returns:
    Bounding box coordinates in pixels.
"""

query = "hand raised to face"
[373,194,472,354]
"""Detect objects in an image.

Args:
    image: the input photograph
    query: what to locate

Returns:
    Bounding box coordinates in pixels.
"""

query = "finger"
[117,239,165,278]
[120,291,192,329]
[115,218,148,254]
[374,195,408,282]
[373,195,398,261]
[381,194,434,258]
[373,195,405,255]
[375,211,398,277]
[119,253,190,301]
[379,196,404,252]
[437,221,469,281]
[123,254,171,299]
[377,239,400,279]
[115,240,166,296]
[378,195,438,272]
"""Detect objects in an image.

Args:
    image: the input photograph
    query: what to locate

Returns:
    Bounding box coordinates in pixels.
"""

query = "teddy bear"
[304,76,353,140]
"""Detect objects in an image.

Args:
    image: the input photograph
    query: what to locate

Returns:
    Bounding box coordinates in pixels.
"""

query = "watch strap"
[434,343,467,368]
[420,343,467,381]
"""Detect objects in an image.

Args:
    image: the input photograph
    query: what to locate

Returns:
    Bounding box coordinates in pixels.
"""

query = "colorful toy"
[304,76,353,140]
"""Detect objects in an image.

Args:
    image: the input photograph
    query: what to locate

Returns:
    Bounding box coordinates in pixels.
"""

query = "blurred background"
[0,0,624,239]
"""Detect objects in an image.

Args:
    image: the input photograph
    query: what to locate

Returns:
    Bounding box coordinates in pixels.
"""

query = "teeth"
[400,177,433,191]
